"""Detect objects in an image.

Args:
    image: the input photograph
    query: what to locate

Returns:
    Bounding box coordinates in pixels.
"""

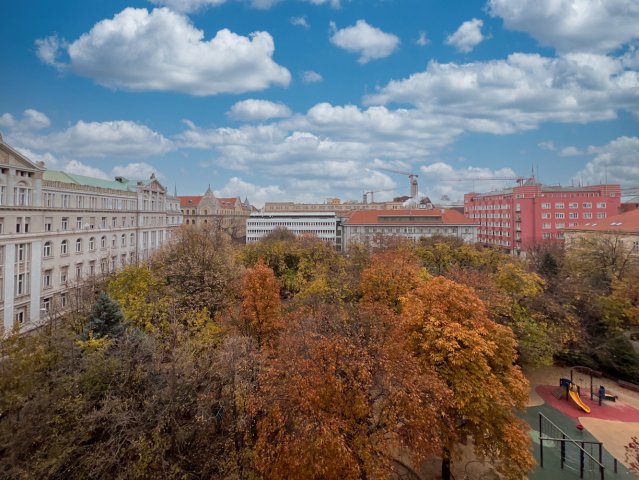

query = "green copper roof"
[44,171,135,191]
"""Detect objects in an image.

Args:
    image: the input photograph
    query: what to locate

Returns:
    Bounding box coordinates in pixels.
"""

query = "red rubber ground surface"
[536,385,639,422]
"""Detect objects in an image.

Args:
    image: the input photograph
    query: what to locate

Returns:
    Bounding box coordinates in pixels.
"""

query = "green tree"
[84,291,125,339]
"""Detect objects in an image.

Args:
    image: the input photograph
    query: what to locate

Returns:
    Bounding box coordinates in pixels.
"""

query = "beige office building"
[0,138,182,333]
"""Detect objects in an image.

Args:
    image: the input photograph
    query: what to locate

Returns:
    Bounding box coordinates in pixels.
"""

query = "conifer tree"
[84,291,125,339]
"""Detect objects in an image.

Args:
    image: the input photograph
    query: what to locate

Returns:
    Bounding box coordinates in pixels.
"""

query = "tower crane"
[376,168,419,198]
[363,188,394,203]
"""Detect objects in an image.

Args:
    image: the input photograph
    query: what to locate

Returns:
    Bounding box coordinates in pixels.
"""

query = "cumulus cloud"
[538,141,557,151]
[329,20,400,63]
[64,160,110,179]
[0,109,51,131]
[445,18,484,53]
[112,162,161,180]
[301,70,323,83]
[489,0,639,53]
[15,148,61,168]
[575,136,639,185]
[420,162,518,200]
[215,177,285,208]
[416,31,430,46]
[18,120,173,158]
[366,53,639,133]
[35,8,291,96]
[290,16,309,28]
[227,99,292,121]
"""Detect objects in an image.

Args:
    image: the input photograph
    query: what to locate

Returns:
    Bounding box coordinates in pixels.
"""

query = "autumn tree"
[251,303,452,479]
[83,291,125,339]
[401,276,533,480]
[240,259,282,347]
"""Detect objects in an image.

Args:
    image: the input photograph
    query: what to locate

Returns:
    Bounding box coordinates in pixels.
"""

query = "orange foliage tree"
[401,276,533,480]
[240,259,282,348]
[250,303,452,479]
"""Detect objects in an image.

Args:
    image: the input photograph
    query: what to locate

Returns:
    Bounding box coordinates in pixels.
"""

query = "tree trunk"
[441,447,451,480]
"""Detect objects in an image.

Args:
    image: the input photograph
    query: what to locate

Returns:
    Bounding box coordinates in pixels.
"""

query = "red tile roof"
[565,209,639,233]
[178,196,202,208]
[345,209,478,225]
[218,197,239,208]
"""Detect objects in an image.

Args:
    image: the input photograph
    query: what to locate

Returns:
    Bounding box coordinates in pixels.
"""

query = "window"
[60,267,68,284]
[583,212,593,219]
[112,217,117,227]
[583,202,592,208]
[542,233,551,239]
[62,217,69,231]
[0,186,5,205]
[101,236,107,249]
[569,212,579,219]
[60,240,68,255]
[89,261,95,276]
[44,192,55,207]
[43,241,52,257]
[569,202,578,209]
[76,217,83,229]
[556,223,565,229]
[61,292,68,308]
[16,272,28,296]
[112,235,117,248]
[75,238,82,253]
[597,202,606,208]
[555,203,564,209]
[542,213,550,219]
[43,270,52,289]
[16,243,28,262]
[597,212,606,219]
[15,217,29,233]
[14,186,30,206]
[0,217,3,234]
[121,234,126,247]
[75,263,82,279]
[101,217,107,229]
[555,213,565,219]
[15,308,26,325]
[62,194,70,208]
[76,195,84,208]
[542,223,551,229]
[44,217,53,232]
[89,237,96,251]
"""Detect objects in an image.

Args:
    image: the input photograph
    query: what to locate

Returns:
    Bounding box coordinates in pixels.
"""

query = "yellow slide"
[569,390,591,413]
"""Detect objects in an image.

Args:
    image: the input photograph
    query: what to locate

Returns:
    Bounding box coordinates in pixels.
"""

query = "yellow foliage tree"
[240,259,282,348]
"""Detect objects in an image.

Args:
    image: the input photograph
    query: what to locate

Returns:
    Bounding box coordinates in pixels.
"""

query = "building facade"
[564,209,639,258]
[246,212,338,246]
[342,209,479,252]
[264,197,409,213]
[0,139,182,333]
[179,186,253,241]
[464,180,621,254]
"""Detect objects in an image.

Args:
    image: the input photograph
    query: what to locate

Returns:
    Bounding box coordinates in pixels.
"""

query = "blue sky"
[1,0,638,206]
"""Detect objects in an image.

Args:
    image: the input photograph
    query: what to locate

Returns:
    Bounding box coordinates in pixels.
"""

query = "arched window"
[89,237,96,251]
[101,235,107,249]
[75,238,82,253]
[60,240,68,255]
[43,241,52,257]
[121,234,126,247]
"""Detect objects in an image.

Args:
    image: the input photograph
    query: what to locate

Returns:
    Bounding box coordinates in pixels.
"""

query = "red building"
[464,180,621,254]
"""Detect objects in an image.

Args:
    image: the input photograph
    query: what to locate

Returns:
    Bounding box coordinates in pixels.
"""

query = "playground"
[523,366,639,479]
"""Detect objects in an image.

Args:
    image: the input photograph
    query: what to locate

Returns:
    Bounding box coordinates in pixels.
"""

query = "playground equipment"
[538,412,620,479]
[560,378,591,413]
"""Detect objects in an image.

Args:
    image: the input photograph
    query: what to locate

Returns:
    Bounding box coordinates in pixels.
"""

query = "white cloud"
[18,120,173,158]
[575,136,639,186]
[445,18,484,53]
[329,20,400,63]
[149,0,227,13]
[36,8,291,96]
[227,99,292,121]
[416,31,430,46]
[64,160,110,180]
[0,109,51,131]
[111,162,161,180]
[290,16,309,29]
[489,0,639,54]
[366,53,639,133]
[215,176,285,208]
[15,148,61,168]
[559,146,584,156]
[35,35,66,68]
[538,141,557,151]
[420,162,518,200]
[301,70,323,83]
[307,0,340,6]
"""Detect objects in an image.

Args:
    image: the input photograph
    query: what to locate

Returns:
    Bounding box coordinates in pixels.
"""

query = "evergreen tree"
[84,291,125,339]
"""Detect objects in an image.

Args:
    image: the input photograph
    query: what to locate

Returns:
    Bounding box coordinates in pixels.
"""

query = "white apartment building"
[342,209,479,251]
[0,138,182,333]
[246,212,338,246]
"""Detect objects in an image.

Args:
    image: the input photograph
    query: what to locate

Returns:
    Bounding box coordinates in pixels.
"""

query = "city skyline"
[1,0,638,206]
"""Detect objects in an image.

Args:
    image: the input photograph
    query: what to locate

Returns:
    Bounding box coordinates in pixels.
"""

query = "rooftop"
[345,209,478,226]
[565,209,639,234]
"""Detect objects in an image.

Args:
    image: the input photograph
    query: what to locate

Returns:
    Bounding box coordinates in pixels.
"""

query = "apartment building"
[0,138,182,333]
[179,186,253,241]
[342,209,478,252]
[564,209,639,258]
[464,179,621,254]
[246,212,338,246]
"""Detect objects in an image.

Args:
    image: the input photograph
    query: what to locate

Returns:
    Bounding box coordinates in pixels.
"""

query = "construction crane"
[439,176,527,191]
[376,168,419,198]
[363,188,394,203]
